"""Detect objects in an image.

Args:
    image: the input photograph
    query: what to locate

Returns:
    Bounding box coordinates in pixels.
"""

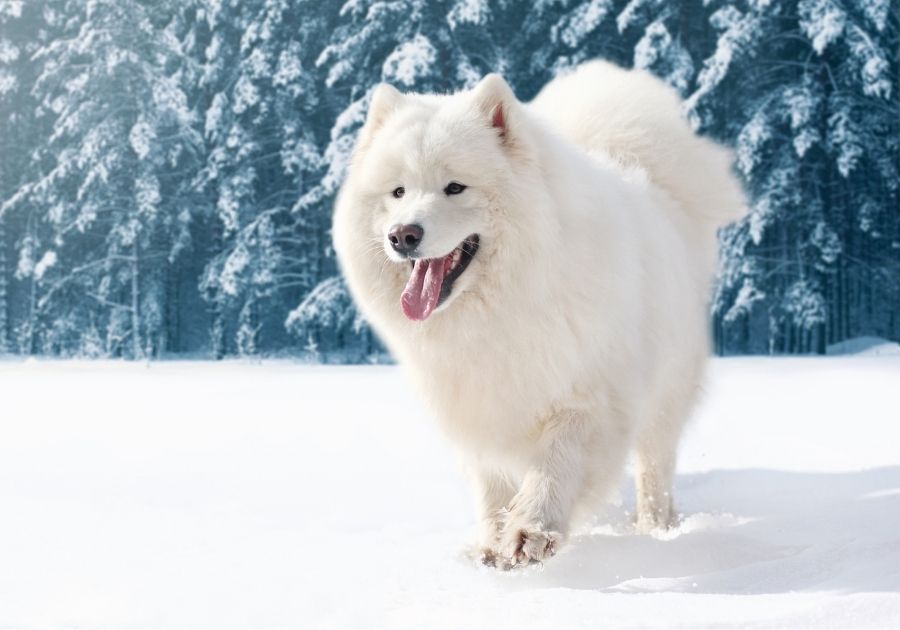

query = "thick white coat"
[332,61,745,567]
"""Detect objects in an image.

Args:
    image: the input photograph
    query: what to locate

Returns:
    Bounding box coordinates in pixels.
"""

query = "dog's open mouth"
[401,234,479,321]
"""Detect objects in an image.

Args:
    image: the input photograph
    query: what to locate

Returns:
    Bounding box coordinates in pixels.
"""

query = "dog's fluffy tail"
[530,60,746,230]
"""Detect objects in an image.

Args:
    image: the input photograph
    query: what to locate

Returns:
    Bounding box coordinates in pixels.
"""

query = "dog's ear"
[358,83,403,150]
[471,73,517,144]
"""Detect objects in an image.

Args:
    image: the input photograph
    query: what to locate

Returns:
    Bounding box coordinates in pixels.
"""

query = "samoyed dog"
[332,61,745,569]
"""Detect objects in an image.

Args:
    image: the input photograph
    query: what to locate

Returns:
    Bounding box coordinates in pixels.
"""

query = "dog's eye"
[392,186,405,199]
[444,182,467,196]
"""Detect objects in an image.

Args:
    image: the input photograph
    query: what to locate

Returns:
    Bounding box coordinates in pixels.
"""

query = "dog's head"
[334,74,543,324]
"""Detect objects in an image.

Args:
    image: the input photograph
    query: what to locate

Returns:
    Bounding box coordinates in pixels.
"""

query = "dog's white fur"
[332,61,745,568]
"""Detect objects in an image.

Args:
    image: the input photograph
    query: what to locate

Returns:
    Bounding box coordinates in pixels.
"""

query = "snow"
[799,0,846,55]
[827,336,900,357]
[446,0,490,29]
[632,20,694,94]
[129,120,154,160]
[633,21,670,68]
[553,0,614,49]
[135,174,161,218]
[617,0,660,34]
[0,356,898,628]
[0,38,19,63]
[33,250,57,280]
[273,46,303,87]
[860,0,890,32]
[381,34,437,87]
[784,279,827,328]
[784,83,821,158]
[285,275,356,337]
[829,109,864,177]
[722,279,765,323]
[231,74,260,114]
[736,110,771,176]
[684,6,759,129]
[0,67,16,95]
[0,0,22,19]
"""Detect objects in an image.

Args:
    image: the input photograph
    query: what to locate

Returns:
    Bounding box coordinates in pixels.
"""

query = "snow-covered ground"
[1,355,899,628]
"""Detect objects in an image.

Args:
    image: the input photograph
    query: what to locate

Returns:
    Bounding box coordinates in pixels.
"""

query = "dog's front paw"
[496,525,561,569]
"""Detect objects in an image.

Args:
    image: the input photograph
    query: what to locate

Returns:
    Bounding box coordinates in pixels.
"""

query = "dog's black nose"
[388,223,424,254]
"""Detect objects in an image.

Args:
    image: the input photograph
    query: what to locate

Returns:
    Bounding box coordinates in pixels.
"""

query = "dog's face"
[338,75,525,323]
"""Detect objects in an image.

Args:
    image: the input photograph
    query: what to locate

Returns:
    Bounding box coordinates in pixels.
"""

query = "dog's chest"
[404,345,553,455]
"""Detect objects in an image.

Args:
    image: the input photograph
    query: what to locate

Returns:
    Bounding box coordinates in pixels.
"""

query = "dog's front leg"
[495,410,591,568]
[467,466,517,566]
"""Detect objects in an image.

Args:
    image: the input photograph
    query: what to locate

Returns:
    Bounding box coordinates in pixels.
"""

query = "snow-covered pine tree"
[616,0,698,96]
[285,275,382,362]
[693,0,898,354]
[0,212,7,354]
[0,1,21,354]
[4,0,201,357]
[811,0,899,347]
[1,1,68,354]
[193,0,336,357]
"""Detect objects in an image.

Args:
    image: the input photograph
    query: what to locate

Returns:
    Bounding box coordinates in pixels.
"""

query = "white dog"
[332,61,745,569]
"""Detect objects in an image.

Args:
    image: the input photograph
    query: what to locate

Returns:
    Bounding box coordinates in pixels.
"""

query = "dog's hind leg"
[634,416,679,532]
[633,381,698,533]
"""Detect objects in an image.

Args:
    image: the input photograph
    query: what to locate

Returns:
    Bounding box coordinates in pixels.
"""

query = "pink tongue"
[401,257,449,321]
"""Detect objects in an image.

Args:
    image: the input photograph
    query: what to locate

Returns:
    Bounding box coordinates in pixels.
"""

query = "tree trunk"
[165,262,177,354]
[26,275,37,355]
[131,242,143,359]
[211,307,226,360]
[0,213,8,354]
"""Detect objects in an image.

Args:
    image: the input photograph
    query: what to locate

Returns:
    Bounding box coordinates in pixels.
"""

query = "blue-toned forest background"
[0,0,897,360]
